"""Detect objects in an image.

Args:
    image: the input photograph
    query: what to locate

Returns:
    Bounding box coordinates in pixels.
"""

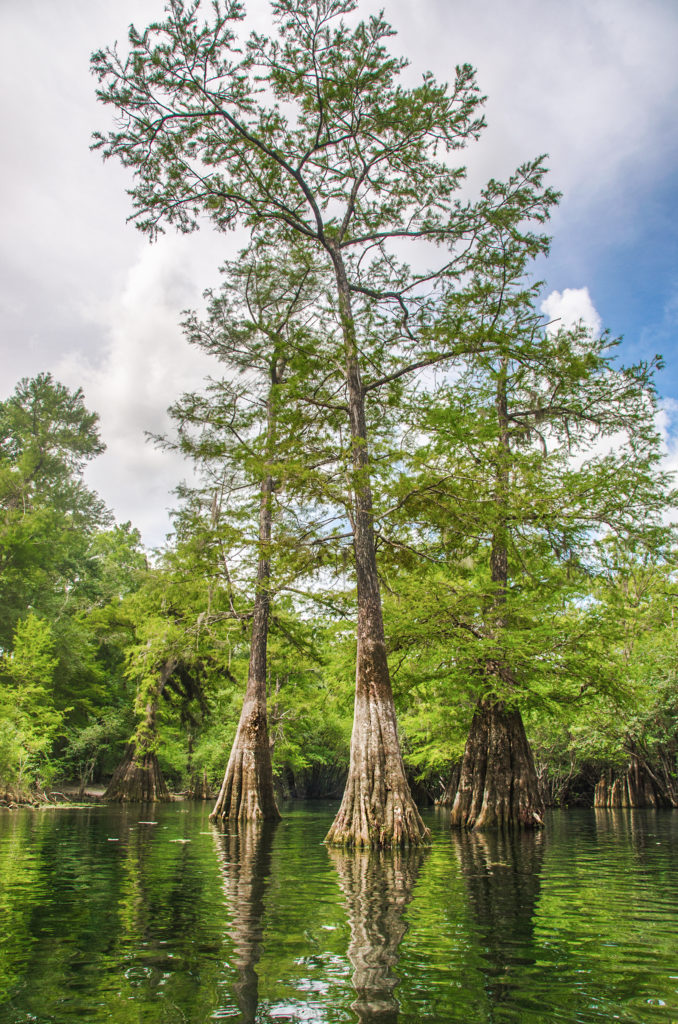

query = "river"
[0,802,676,1023]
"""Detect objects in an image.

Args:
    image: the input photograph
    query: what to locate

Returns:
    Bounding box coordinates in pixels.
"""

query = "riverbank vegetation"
[1,0,676,838]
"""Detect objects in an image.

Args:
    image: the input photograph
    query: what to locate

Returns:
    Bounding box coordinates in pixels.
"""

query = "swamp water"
[0,803,677,1024]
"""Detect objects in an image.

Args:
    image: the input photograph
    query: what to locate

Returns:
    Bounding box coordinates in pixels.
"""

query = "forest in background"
[1,0,677,832]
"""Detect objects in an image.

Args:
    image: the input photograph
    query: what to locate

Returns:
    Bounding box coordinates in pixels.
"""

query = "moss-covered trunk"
[103,658,175,803]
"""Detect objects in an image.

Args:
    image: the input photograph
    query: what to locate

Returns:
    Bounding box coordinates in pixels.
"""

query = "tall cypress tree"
[92,0,555,844]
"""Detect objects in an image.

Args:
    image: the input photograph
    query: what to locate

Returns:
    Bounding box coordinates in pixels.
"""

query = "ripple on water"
[0,804,677,1023]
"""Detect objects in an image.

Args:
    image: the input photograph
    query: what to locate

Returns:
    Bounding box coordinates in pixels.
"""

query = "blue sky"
[545,163,678,383]
[1,0,677,545]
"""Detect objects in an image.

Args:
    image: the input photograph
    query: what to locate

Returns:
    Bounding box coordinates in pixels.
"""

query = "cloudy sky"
[2,0,677,547]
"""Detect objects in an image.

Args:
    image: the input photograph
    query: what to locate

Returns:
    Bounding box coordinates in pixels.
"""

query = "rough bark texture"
[211,478,280,824]
[594,751,675,808]
[328,846,427,1023]
[326,252,429,849]
[213,820,277,1024]
[103,658,175,803]
[450,698,544,829]
[438,762,461,806]
[103,743,170,803]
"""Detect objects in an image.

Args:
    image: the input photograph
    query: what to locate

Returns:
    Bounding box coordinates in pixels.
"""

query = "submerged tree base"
[326,686,430,849]
[595,753,676,808]
[103,744,170,803]
[451,698,544,830]
[0,784,39,808]
[210,705,280,824]
[326,776,430,849]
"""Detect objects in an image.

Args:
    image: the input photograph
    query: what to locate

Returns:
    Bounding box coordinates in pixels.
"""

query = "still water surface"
[0,803,676,1023]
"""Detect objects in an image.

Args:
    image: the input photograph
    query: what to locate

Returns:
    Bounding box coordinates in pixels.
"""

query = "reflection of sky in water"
[0,803,677,1023]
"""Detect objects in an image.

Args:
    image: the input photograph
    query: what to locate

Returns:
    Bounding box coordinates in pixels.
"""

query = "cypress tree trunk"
[594,747,675,808]
[450,697,544,828]
[211,477,280,824]
[451,362,543,830]
[326,253,429,848]
[439,762,461,806]
[188,769,214,800]
[104,658,175,803]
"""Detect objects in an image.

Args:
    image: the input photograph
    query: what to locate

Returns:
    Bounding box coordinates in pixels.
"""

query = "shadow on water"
[328,846,428,1024]
[213,819,278,1024]
[451,828,544,1017]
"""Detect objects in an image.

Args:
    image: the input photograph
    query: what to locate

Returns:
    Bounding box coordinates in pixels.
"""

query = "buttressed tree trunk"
[451,361,543,830]
[594,747,675,808]
[104,658,175,803]
[326,253,429,849]
[450,697,544,829]
[211,477,280,824]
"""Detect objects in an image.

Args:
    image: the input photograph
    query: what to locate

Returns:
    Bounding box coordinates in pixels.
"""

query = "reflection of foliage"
[0,814,41,1002]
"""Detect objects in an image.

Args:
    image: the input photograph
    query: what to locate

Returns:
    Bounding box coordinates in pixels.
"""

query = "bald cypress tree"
[92,0,551,844]
[396,193,674,829]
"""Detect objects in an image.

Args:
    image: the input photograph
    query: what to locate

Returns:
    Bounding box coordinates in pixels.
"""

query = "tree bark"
[594,749,675,808]
[211,476,280,824]
[450,697,544,829]
[451,362,543,830]
[103,658,175,803]
[326,252,429,848]
[438,761,461,806]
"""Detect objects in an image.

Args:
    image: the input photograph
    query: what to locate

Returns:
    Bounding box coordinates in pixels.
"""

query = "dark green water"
[0,803,677,1024]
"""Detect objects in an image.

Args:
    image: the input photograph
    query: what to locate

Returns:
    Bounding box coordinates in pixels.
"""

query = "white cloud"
[540,287,603,337]
[655,398,678,495]
[2,0,677,545]
[55,234,229,548]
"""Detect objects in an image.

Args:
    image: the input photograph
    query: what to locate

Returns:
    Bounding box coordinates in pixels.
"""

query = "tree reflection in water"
[328,846,427,1024]
[213,819,278,1024]
[451,829,544,1012]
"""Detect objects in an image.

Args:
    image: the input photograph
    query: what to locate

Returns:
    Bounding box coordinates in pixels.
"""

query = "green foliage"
[87,0,678,803]
[0,613,62,790]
